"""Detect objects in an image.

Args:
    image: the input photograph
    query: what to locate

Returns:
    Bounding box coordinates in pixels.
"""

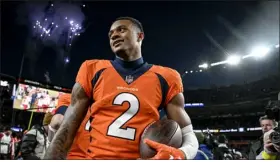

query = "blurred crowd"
[0,126,23,160]
[193,115,280,160]
[193,116,260,130]
[185,75,279,104]
[0,114,51,160]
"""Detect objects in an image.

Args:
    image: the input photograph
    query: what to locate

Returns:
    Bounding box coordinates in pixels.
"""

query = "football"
[139,119,183,159]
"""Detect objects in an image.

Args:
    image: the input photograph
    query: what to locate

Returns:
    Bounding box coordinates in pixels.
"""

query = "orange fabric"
[75,60,111,98]
[57,93,71,108]
[149,65,184,106]
[52,93,71,114]
[73,60,183,159]
[144,139,185,160]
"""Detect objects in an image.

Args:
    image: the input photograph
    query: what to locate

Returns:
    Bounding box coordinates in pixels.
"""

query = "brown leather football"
[139,119,182,159]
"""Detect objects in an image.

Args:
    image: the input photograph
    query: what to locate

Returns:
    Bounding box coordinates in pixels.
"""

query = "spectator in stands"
[247,115,277,159]
[0,127,12,160]
[213,134,233,160]
[193,132,213,160]
[19,113,52,159]
[232,150,244,160]
[12,132,22,160]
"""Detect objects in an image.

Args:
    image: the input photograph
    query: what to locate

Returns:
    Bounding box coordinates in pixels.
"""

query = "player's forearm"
[44,107,82,159]
[44,83,90,159]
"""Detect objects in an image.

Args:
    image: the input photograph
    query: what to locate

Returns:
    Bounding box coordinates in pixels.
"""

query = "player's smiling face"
[109,20,138,54]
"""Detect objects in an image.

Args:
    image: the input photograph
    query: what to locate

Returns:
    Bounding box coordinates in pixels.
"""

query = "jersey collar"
[114,57,144,69]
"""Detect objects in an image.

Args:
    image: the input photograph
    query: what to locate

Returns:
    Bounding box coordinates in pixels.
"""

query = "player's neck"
[114,57,144,69]
[116,47,142,62]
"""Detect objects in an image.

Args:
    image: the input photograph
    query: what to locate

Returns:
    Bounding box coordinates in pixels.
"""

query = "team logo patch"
[125,75,134,84]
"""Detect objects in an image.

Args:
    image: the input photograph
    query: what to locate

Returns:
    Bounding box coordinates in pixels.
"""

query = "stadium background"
[0,0,279,158]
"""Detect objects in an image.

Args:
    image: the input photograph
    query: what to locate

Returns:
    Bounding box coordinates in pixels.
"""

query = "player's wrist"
[179,125,199,160]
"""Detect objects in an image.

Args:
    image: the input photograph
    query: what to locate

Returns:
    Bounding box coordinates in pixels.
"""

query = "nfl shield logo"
[125,75,134,84]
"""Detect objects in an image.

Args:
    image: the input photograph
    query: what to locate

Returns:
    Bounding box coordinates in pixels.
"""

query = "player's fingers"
[144,139,161,150]
[148,155,159,160]
[150,151,171,160]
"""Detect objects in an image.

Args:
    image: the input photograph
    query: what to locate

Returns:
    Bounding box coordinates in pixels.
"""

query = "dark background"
[2,1,279,89]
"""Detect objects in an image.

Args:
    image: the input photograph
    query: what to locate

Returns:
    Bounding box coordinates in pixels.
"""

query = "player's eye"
[118,27,126,33]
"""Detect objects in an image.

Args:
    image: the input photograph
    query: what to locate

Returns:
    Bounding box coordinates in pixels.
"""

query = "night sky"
[1,1,279,89]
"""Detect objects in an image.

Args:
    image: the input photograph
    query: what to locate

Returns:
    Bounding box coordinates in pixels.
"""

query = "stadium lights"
[183,43,278,76]
[65,57,70,63]
[211,61,227,67]
[251,46,270,58]
[226,55,241,65]
[199,63,208,69]
[243,46,270,59]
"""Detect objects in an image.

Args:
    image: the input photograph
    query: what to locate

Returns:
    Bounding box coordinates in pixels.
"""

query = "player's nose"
[111,32,122,41]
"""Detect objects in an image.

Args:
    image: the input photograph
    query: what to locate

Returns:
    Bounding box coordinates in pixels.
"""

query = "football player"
[45,17,198,160]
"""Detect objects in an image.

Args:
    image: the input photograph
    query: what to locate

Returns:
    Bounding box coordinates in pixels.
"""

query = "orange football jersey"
[75,59,183,159]
[52,93,71,114]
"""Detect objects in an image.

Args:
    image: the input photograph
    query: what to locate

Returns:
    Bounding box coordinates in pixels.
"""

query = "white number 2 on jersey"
[85,119,91,131]
[107,93,139,140]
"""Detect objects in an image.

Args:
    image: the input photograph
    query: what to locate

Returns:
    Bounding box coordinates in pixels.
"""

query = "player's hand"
[144,139,185,160]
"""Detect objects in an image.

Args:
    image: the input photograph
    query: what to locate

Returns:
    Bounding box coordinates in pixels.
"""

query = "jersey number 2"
[107,93,139,140]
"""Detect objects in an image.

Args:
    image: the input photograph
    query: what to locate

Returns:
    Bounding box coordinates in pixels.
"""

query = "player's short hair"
[259,115,278,127]
[115,17,144,33]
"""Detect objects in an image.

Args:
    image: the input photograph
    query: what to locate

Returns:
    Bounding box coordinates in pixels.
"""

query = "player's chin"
[113,46,126,54]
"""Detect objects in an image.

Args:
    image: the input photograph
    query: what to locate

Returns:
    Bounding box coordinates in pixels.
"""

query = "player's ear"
[137,32,144,42]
